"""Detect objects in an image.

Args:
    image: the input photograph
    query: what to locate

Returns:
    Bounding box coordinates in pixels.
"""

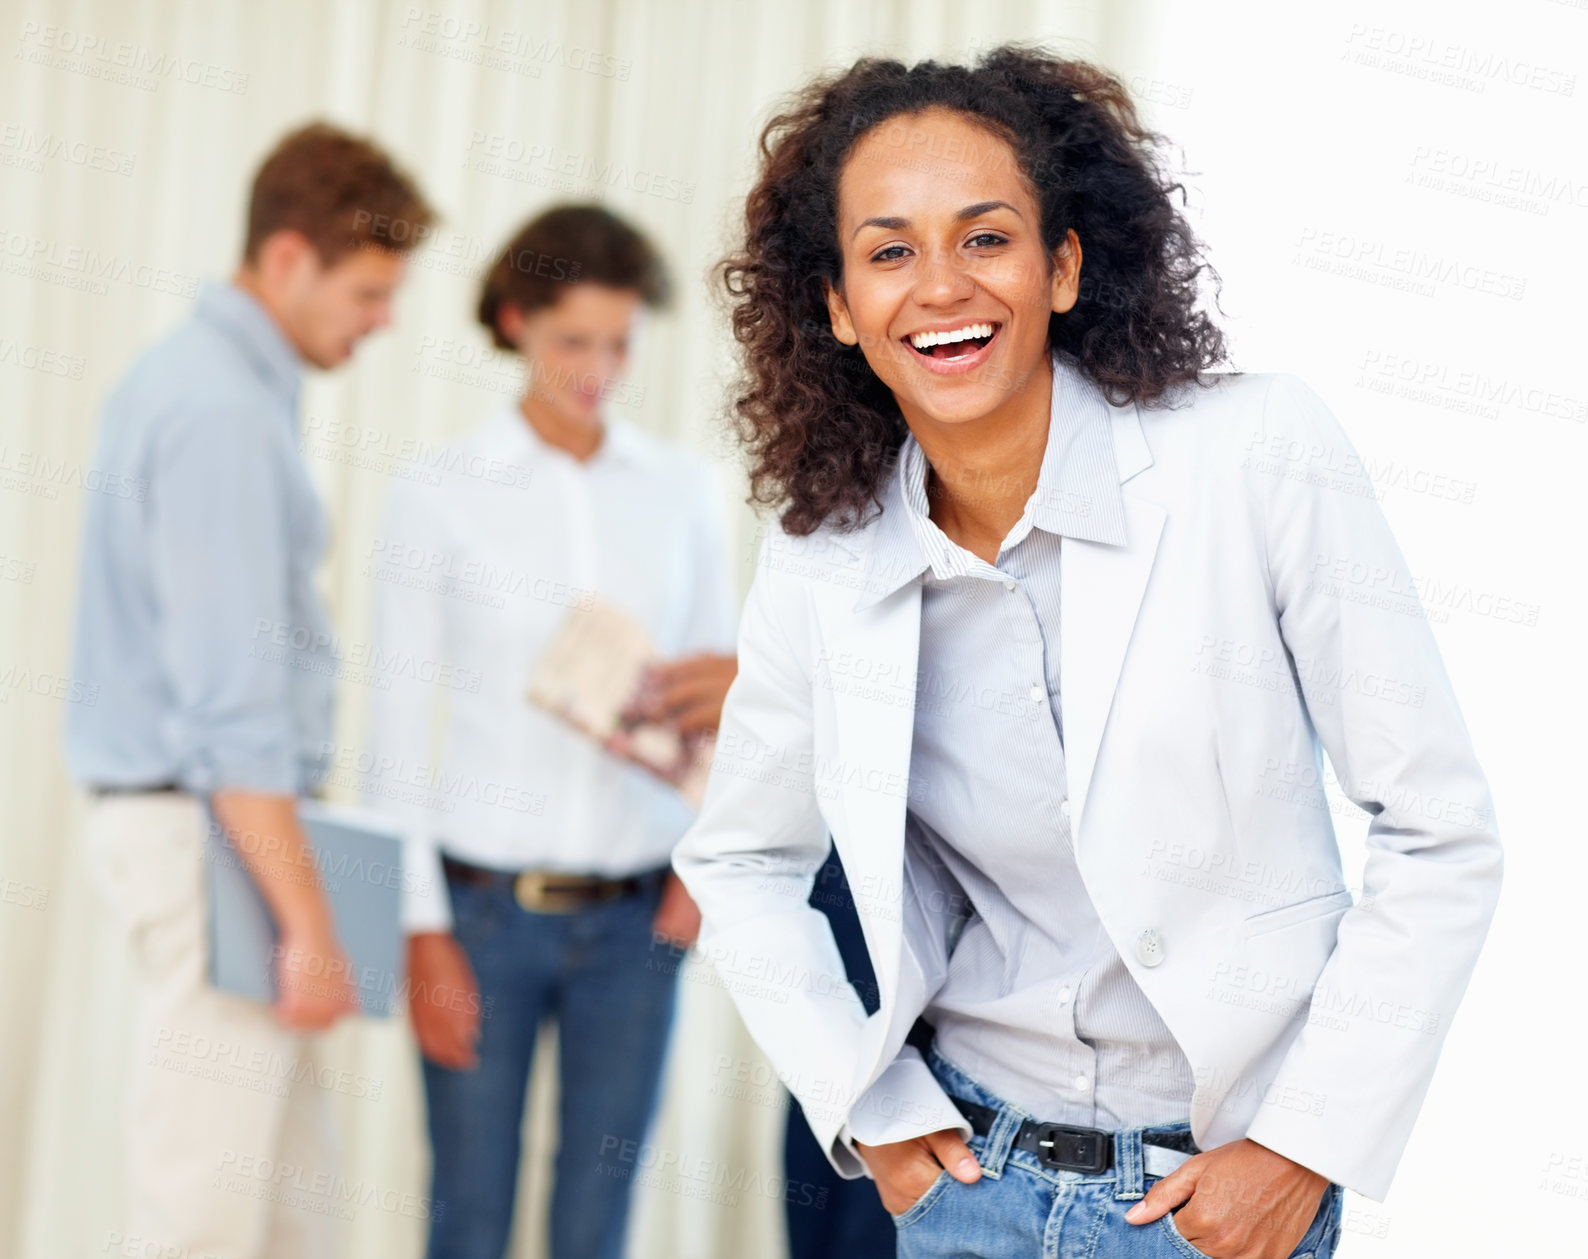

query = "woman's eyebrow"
[852,215,908,238]
[957,200,1020,221]
[851,201,1022,240]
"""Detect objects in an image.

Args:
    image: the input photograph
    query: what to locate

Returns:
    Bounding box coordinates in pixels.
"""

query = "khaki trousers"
[84,792,338,1259]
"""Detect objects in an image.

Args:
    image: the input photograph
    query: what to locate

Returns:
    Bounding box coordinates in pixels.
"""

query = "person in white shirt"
[365,204,738,1259]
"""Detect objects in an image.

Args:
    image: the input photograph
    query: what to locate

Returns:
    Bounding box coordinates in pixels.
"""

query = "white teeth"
[908,322,994,350]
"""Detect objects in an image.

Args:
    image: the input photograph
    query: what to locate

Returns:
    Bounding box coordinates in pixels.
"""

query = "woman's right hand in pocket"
[856,1128,982,1215]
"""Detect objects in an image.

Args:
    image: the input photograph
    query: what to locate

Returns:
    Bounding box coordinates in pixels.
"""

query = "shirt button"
[1029,684,1044,703]
[1003,579,1017,592]
[1136,929,1165,968]
[1075,1074,1090,1091]
[1058,798,1071,820]
[1057,986,1073,1004]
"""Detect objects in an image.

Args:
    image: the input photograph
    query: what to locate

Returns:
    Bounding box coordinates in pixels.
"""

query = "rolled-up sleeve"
[148,401,297,795]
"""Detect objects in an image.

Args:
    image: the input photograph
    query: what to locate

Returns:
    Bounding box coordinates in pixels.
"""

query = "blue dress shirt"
[65,281,334,795]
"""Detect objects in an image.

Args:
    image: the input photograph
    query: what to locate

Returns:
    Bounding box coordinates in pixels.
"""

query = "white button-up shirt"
[361,405,737,931]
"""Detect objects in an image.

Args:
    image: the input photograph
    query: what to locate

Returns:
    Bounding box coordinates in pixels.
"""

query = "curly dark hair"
[721,45,1228,536]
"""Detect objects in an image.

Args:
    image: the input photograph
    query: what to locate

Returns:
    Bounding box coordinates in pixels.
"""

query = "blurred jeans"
[422,867,676,1259]
[893,1045,1344,1259]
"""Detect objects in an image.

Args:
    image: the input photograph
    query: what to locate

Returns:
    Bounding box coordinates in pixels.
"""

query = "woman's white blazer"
[672,369,1501,1202]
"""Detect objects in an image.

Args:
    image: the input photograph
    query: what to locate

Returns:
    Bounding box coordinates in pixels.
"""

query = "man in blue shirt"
[64,123,432,1258]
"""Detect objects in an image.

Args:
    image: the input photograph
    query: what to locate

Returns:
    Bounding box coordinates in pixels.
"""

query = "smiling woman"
[678,38,1501,1259]
[721,47,1228,537]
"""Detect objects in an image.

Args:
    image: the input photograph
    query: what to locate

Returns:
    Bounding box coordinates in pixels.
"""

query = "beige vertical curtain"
[0,2,1116,1255]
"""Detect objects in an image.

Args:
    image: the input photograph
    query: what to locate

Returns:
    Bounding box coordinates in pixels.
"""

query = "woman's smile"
[901,319,1003,375]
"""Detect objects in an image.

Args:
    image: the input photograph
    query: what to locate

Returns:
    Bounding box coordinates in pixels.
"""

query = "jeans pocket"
[1157,1184,1342,1259]
[448,878,504,941]
[1159,1208,1217,1259]
[890,1167,955,1229]
[1288,1182,1343,1258]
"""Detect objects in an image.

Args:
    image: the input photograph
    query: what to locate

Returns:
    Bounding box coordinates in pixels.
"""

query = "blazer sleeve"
[1239,374,1503,1200]
[671,528,876,1178]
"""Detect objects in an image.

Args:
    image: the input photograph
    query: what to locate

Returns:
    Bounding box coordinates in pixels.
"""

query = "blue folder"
[204,799,406,1017]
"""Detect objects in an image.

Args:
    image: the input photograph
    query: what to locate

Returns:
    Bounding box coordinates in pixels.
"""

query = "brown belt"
[440,853,666,913]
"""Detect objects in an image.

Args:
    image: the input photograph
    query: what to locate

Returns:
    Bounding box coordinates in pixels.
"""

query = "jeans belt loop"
[979,1104,1022,1178]
[1114,1127,1146,1201]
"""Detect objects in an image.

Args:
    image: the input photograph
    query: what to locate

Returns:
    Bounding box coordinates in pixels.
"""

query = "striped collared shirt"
[861,354,1196,1128]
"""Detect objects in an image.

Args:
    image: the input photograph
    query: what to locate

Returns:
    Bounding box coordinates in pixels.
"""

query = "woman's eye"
[870,245,910,263]
[968,232,1008,248]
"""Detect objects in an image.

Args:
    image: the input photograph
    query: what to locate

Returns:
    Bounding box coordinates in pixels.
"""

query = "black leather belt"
[441,853,667,913]
[89,782,183,796]
[951,1096,1199,1174]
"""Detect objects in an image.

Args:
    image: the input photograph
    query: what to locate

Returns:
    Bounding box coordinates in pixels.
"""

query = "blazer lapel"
[1061,402,1165,853]
[820,578,922,1016]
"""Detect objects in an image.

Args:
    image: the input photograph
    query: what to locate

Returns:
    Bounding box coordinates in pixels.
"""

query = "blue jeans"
[894,1046,1344,1259]
[422,868,678,1259]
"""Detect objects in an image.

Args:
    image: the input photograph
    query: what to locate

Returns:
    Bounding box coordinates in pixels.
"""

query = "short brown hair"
[244,122,435,265]
[477,204,672,351]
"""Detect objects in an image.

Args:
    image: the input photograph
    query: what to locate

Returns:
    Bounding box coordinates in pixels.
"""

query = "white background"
[1,1,1583,1255]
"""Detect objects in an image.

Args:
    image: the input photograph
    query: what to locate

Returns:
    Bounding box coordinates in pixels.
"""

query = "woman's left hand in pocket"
[1124,1137,1327,1258]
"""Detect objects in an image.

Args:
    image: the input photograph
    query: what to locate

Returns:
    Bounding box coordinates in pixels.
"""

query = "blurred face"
[501,284,644,423]
[824,107,1081,430]
[257,232,407,368]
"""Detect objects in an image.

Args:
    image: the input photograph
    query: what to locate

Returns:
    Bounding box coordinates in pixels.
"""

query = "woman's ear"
[822,278,859,346]
[1050,230,1083,316]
